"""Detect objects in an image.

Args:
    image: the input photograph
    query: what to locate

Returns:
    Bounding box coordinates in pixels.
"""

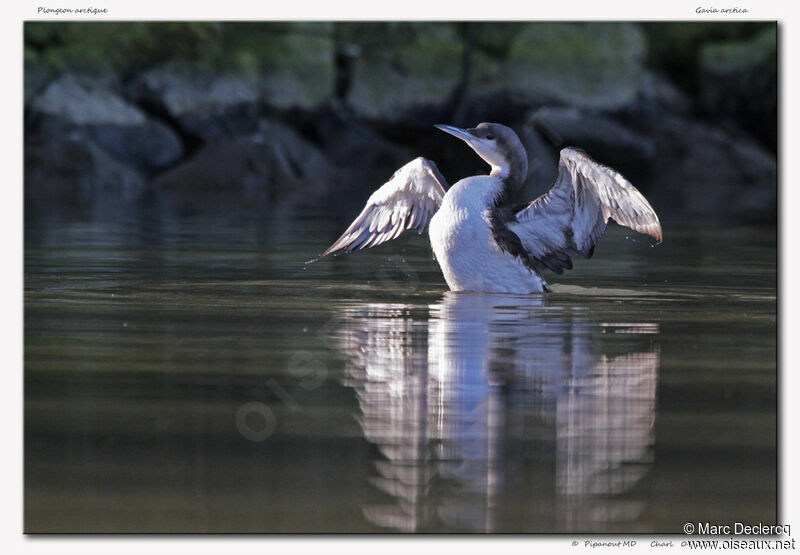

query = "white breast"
[428,176,548,293]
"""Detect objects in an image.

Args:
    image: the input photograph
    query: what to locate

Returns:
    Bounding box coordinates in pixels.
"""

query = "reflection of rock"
[29,74,183,171]
[151,120,335,203]
[127,66,260,142]
[698,27,777,150]
[25,135,146,206]
[334,293,659,533]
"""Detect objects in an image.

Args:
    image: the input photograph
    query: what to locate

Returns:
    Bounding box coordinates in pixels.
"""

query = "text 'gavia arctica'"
[312,122,662,293]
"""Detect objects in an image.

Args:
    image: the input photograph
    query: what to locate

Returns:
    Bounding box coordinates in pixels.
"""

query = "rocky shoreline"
[24,22,777,223]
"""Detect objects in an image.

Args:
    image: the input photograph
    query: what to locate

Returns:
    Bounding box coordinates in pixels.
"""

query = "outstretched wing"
[507,148,662,275]
[311,157,448,262]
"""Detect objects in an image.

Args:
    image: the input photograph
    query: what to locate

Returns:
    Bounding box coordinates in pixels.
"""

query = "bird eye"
[486,133,494,140]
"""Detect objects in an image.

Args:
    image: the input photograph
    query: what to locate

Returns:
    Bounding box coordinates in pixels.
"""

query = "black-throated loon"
[312,122,662,293]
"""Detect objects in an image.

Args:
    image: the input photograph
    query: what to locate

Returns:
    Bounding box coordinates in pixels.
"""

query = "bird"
[311,122,662,293]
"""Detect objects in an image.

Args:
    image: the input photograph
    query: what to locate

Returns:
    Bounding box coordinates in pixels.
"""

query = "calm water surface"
[24,207,777,533]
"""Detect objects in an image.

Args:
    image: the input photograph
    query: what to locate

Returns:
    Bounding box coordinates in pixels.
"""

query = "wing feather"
[311,157,448,262]
[508,148,661,274]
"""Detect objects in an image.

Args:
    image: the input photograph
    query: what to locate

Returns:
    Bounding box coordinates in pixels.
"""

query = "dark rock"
[470,22,528,59]
[698,27,777,150]
[620,70,692,124]
[516,124,560,202]
[127,66,260,143]
[151,120,336,204]
[453,90,542,130]
[475,23,647,111]
[341,21,640,127]
[29,73,184,171]
[25,133,146,206]
[256,28,335,111]
[644,115,776,223]
[296,106,420,217]
[344,23,464,124]
[528,106,656,173]
[641,22,767,93]
[24,63,53,108]
[309,107,415,185]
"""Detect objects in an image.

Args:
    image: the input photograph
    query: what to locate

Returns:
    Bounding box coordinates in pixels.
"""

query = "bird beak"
[434,124,474,144]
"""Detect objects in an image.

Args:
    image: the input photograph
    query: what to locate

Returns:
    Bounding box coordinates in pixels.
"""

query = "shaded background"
[24,21,776,225]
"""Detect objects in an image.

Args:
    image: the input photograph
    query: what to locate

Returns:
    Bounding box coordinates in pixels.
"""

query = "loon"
[312,122,662,293]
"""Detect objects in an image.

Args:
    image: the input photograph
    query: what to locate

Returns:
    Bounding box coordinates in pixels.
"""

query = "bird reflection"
[335,292,659,533]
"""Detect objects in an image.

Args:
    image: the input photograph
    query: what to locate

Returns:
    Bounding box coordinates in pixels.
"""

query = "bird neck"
[489,164,511,180]
[489,153,528,198]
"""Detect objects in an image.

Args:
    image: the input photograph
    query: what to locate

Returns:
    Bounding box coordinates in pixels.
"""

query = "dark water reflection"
[24,206,776,533]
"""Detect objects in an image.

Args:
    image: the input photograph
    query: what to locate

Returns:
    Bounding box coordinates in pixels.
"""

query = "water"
[24,207,777,533]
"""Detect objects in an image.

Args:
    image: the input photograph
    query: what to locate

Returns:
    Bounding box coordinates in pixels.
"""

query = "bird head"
[434,122,528,183]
